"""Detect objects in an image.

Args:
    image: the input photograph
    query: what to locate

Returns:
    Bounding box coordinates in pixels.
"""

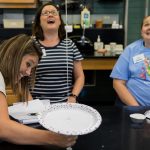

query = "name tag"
[133,54,145,64]
[41,48,46,57]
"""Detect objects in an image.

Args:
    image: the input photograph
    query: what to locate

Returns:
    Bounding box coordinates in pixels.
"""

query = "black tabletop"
[1,106,150,150]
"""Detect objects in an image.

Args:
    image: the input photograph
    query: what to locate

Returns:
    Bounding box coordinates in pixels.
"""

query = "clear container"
[81,6,90,28]
[94,35,104,51]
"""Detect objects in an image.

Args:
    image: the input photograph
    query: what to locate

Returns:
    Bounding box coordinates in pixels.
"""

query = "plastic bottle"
[94,35,104,51]
[81,6,90,28]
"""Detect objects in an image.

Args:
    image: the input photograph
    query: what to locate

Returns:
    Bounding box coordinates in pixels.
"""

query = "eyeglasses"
[41,10,59,16]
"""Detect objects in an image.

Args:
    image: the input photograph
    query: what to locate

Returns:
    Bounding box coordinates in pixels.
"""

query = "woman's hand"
[67,96,77,103]
[48,131,78,148]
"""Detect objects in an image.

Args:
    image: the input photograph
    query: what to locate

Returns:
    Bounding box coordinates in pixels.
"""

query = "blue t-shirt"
[110,39,150,106]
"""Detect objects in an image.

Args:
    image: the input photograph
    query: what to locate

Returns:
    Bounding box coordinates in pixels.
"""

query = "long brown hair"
[32,2,66,41]
[0,34,42,102]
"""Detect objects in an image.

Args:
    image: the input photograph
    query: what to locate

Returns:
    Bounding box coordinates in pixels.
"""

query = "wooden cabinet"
[80,57,117,105]
[82,57,117,70]
[0,0,37,8]
[0,0,35,3]
[6,87,20,106]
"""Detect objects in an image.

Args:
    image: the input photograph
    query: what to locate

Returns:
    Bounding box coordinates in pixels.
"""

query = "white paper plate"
[144,110,150,119]
[38,103,102,135]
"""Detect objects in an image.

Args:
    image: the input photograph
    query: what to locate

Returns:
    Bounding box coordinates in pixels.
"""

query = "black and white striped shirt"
[31,38,83,103]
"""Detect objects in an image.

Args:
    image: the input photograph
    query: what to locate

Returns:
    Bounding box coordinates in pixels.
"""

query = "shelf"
[0,28,31,41]
[68,28,124,46]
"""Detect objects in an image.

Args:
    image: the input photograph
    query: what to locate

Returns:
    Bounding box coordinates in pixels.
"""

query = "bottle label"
[81,11,90,28]
[84,13,89,18]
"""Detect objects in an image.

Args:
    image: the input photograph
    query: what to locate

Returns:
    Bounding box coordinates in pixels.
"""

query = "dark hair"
[32,2,66,41]
[0,34,43,102]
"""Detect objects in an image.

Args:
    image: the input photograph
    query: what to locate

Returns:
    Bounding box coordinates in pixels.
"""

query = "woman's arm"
[113,79,139,106]
[0,92,77,147]
[67,60,85,103]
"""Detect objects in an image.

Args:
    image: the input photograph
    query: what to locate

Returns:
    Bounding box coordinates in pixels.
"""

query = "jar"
[95,20,103,28]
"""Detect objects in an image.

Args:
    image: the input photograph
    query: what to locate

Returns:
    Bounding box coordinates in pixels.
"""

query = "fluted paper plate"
[38,103,102,135]
[144,110,150,119]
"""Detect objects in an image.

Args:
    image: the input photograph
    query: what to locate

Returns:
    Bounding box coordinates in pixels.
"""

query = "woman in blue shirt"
[110,16,150,106]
